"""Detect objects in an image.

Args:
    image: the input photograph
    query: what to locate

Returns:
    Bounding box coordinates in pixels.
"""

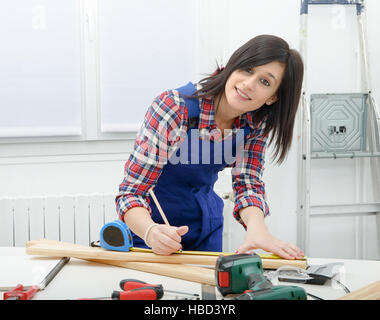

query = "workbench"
[1,247,379,301]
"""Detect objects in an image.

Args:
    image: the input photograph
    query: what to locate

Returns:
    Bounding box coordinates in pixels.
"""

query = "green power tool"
[215,253,307,300]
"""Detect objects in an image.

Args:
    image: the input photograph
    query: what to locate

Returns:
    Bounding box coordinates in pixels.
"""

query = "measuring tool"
[96,220,305,260]
[99,220,133,252]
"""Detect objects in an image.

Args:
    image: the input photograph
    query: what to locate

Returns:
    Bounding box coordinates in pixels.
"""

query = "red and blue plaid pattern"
[116,85,270,228]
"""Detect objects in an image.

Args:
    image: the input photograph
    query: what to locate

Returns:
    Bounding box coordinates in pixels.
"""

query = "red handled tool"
[78,278,199,300]
[120,279,199,298]
[112,286,163,300]
[78,284,163,300]
[3,284,39,300]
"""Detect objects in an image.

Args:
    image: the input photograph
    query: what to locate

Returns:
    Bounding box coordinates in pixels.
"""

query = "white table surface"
[0,247,379,300]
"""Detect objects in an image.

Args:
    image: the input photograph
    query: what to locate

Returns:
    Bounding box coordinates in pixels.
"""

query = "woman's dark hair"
[193,34,304,164]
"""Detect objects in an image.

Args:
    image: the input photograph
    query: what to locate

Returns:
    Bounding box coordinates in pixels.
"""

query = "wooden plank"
[337,280,380,300]
[26,243,218,265]
[88,259,216,286]
[260,258,308,269]
[129,246,307,261]
[26,239,308,269]
[26,239,215,286]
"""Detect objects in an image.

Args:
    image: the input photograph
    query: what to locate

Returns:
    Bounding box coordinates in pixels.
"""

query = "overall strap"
[175,82,200,122]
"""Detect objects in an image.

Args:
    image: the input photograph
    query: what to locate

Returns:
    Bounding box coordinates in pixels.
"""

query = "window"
[0,0,82,138]
[0,0,200,141]
[98,0,199,133]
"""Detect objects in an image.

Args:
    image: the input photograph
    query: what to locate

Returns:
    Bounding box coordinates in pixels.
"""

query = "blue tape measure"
[99,220,133,252]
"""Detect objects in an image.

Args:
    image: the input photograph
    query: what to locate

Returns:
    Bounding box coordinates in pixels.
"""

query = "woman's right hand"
[146,224,189,255]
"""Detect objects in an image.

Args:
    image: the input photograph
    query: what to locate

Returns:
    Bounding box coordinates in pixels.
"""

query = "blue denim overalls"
[132,82,250,251]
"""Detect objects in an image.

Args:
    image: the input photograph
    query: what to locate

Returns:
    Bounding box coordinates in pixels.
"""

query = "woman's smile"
[235,87,251,101]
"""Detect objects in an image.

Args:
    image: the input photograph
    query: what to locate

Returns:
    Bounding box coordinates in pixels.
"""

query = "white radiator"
[0,193,118,247]
[0,191,240,252]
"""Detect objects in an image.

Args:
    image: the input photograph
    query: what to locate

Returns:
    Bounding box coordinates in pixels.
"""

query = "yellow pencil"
[148,187,170,226]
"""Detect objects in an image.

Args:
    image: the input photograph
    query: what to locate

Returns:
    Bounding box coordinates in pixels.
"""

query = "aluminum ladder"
[297,0,380,257]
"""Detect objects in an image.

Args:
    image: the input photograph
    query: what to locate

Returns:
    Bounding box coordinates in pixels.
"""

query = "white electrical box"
[310,93,368,154]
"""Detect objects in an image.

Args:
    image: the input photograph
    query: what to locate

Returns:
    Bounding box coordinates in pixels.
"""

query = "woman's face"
[222,61,286,116]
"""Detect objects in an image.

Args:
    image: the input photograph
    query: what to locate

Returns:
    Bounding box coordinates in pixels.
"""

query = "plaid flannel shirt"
[116,84,270,229]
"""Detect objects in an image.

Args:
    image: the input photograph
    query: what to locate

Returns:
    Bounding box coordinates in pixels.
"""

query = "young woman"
[116,34,305,259]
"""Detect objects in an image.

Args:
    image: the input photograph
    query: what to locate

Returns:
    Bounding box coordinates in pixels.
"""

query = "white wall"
[1,0,379,259]
[303,1,380,259]
[202,0,380,260]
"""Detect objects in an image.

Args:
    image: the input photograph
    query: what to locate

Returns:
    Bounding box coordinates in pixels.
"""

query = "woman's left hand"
[236,228,304,260]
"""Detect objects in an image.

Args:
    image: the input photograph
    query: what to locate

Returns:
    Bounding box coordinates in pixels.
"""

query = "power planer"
[215,253,307,300]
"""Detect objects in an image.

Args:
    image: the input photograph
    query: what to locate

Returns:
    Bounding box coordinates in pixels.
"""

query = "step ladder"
[297,0,380,258]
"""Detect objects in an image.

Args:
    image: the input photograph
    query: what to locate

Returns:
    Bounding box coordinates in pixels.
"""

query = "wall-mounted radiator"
[0,192,239,251]
[0,193,118,247]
